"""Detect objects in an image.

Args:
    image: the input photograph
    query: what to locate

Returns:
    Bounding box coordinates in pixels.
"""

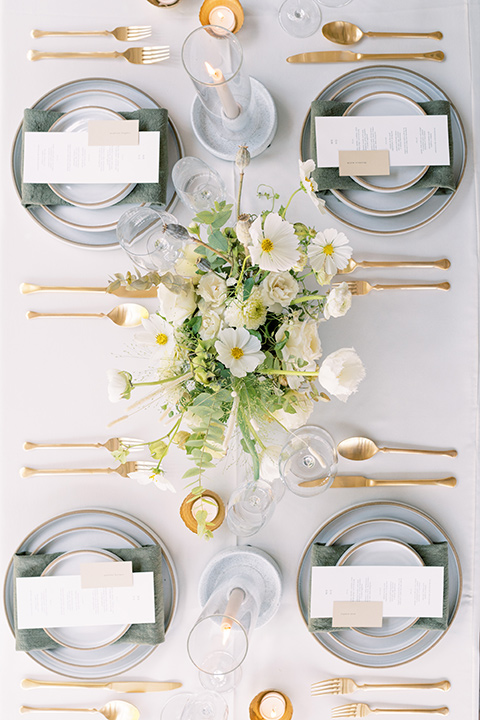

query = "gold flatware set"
[20,283,158,298]
[31,26,152,41]
[337,259,450,275]
[26,304,149,327]
[301,476,456,489]
[22,679,182,693]
[20,460,156,478]
[331,703,449,718]
[332,281,450,296]
[321,22,443,46]
[287,51,444,64]
[28,47,169,64]
[312,678,451,696]
[337,437,457,460]
[24,437,143,453]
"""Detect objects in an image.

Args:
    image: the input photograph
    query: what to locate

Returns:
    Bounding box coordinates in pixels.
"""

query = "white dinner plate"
[12,78,184,249]
[297,501,461,667]
[41,548,130,651]
[48,107,135,208]
[4,507,177,678]
[301,66,466,235]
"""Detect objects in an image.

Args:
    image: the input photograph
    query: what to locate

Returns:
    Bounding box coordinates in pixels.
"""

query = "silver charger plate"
[301,66,467,235]
[12,78,184,249]
[297,501,461,668]
[4,507,177,678]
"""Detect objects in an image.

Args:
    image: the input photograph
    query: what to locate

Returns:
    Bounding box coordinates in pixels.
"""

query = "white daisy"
[249,212,300,272]
[135,314,176,357]
[307,228,352,277]
[299,159,326,213]
[215,327,265,378]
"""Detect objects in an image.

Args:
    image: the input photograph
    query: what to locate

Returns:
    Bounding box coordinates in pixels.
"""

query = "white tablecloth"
[1,0,479,717]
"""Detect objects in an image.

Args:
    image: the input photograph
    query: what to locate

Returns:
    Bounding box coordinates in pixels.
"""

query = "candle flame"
[218,11,225,19]
[221,623,231,645]
[205,61,217,79]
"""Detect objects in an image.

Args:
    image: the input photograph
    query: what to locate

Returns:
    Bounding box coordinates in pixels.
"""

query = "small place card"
[80,560,133,589]
[88,119,139,146]
[16,571,155,629]
[339,149,390,177]
[332,601,383,628]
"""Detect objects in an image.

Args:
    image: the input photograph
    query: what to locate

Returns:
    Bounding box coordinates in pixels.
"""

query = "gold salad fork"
[20,461,156,478]
[23,438,144,453]
[27,46,169,64]
[312,679,451,696]
[331,281,450,296]
[331,704,449,718]
[337,258,450,275]
[31,26,152,41]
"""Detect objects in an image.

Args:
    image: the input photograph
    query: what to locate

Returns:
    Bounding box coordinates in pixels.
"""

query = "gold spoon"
[322,21,443,45]
[338,436,457,461]
[26,303,149,327]
[337,258,450,275]
[20,701,140,720]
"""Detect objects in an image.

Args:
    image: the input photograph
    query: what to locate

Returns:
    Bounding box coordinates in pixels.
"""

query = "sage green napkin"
[308,541,449,633]
[21,108,168,207]
[13,545,164,652]
[309,100,456,193]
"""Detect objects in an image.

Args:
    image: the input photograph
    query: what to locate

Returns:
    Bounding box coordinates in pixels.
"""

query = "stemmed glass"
[161,691,228,720]
[226,480,277,537]
[278,0,322,38]
[279,425,338,497]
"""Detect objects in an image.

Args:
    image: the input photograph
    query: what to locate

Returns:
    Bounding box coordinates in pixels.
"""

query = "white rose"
[262,271,299,311]
[197,272,228,308]
[157,279,196,327]
[324,282,352,320]
[107,369,133,403]
[318,347,365,402]
[276,319,322,389]
[224,298,245,328]
[272,392,314,430]
[175,242,200,285]
[199,307,222,341]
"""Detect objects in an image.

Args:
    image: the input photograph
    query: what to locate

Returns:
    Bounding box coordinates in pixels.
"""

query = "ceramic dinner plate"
[297,501,461,667]
[12,78,184,249]
[4,507,177,678]
[301,66,467,235]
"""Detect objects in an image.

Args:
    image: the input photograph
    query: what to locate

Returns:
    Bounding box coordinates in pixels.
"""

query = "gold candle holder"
[180,489,225,534]
[249,690,293,720]
[199,0,244,33]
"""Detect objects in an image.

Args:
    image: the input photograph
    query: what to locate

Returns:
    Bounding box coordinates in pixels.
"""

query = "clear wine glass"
[226,480,276,537]
[278,0,321,38]
[172,157,227,212]
[161,691,228,720]
[279,425,337,497]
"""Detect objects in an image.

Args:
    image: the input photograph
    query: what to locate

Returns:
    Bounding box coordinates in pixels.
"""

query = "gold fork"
[331,281,450,296]
[27,46,169,65]
[23,438,144,453]
[312,679,450,696]
[20,461,156,478]
[337,258,450,275]
[331,704,449,718]
[31,26,152,41]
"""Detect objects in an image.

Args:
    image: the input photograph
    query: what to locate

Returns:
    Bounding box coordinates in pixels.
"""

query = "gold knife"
[286,50,445,63]
[21,679,182,693]
[299,476,456,488]
[20,283,158,298]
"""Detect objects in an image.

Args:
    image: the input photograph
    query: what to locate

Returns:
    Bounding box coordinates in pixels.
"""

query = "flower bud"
[235,145,250,171]
[235,213,253,247]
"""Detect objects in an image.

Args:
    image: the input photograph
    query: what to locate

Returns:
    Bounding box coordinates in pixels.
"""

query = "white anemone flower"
[318,347,365,402]
[249,212,300,272]
[215,327,265,378]
[307,228,353,276]
[299,159,326,213]
[129,467,175,492]
[107,369,133,402]
[135,314,176,356]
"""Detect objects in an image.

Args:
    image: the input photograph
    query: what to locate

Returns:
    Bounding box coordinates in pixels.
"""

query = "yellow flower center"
[231,346,244,360]
[323,243,334,256]
[261,237,274,253]
[307,178,314,190]
[156,332,169,346]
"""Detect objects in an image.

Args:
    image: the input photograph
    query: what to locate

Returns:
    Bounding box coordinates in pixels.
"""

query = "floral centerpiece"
[107,151,365,537]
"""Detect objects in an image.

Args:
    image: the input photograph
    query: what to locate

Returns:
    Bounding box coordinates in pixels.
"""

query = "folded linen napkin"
[308,541,449,633]
[21,108,168,207]
[13,545,164,651]
[309,99,456,193]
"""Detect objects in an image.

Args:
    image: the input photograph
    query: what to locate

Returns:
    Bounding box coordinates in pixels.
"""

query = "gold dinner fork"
[312,679,451,696]
[27,46,169,64]
[31,26,152,41]
[20,461,156,478]
[331,704,449,718]
[331,280,450,296]
[23,437,144,453]
[337,258,450,275]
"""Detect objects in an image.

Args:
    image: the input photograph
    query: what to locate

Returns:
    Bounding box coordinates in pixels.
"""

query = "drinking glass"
[317,0,352,6]
[226,480,275,537]
[278,0,321,38]
[116,206,181,273]
[172,157,227,212]
[279,425,337,497]
[161,691,228,720]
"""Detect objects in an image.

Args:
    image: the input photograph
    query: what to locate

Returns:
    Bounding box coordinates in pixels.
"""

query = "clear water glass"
[172,157,227,212]
[317,0,352,6]
[116,206,181,273]
[278,0,321,38]
[226,480,275,537]
[160,691,228,720]
[279,425,337,497]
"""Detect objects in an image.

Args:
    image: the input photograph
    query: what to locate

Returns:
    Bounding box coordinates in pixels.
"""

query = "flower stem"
[133,372,192,388]
[291,294,325,304]
[280,187,301,219]
[194,236,230,263]
[236,256,249,293]
[263,368,319,377]
[237,171,245,219]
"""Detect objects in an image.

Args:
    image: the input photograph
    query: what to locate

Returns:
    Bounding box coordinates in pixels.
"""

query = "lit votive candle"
[259,692,287,720]
[209,6,237,31]
[205,61,240,119]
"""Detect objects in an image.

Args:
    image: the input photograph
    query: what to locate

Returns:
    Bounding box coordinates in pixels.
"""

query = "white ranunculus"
[272,392,314,430]
[107,369,133,403]
[197,272,228,308]
[175,242,200,284]
[262,271,299,311]
[199,307,223,341]
[276,319,322,389]
[324,282,352,320]
[157,279,196,327]
[318,348,365,402]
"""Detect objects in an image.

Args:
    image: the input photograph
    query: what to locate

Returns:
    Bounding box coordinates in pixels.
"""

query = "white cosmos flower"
[324,282,352,320]
[299,159,326,213]
[215,326,265,378]
[135,314,176,356]
[129,468,175,492]
[249,212,300,272]
[107,369,133,402]
[157,279,196,327]
[308,228,353,277]
[318,347,365,402]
